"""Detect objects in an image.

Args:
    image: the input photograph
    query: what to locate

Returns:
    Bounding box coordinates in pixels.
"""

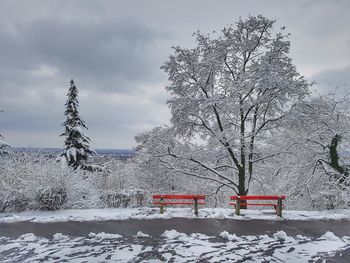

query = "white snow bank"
[1,207,350,223]
[273,230,290,240]
[162,229,188,239]
[18,233,37,242]
[53,233,70,241]
[134,231,150,238]
[88,232,123,239]
[321,231,342,241]
[220,231,240,241]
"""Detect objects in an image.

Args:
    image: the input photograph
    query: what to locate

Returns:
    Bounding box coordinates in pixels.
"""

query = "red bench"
[230,195,286,217]
[153,194,205,216]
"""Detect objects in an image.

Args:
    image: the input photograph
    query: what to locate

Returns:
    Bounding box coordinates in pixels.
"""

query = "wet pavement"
[0,219,349,262]
[1,218,350,239]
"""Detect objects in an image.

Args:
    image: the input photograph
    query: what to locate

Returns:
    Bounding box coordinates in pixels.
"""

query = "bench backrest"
[230,195,286,200]
[153,194,205,200]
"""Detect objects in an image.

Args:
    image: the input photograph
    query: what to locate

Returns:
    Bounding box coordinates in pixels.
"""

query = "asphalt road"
[0,219,350,262]
[1,218,350,239]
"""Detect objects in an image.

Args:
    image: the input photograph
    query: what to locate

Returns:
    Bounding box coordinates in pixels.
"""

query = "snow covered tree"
[0,109,11,156]
[155,15,309,197]
[293,95,350,186]
[254,94,350,209]
[60,79,96,170]
[134,126,228,206]
[0,134,10,156]
[134,126,182,192]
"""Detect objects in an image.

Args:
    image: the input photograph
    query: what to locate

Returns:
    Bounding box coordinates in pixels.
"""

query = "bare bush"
[36,187,67,210]
[0,191,28,212]
[100,189,147,208]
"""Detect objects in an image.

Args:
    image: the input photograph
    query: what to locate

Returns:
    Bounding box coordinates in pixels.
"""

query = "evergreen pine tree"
[60,79,96,169]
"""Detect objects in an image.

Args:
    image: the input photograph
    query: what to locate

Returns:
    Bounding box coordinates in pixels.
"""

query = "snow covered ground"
[1,207,350,223]
[0,229,349,262]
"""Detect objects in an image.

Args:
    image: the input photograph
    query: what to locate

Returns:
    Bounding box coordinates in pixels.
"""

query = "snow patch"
[215,209,226,219]
[162,229,188,239]
[321,231,341,241]
[53,233,70,241]
[88,232,122,239]
[134,231,150,238]
[220,231,240,241]
[18,233,37,242]
[273,230,289,240]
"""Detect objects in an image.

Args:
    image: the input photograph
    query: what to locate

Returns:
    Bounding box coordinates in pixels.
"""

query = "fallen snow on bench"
[1,207,350,223]
[0,230,349,262]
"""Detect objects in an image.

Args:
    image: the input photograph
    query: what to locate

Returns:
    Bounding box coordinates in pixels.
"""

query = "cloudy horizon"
[1,0,349,149]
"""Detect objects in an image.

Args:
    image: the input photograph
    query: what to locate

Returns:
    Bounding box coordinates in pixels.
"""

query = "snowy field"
[0,229,349,262]
[1,207,350,223]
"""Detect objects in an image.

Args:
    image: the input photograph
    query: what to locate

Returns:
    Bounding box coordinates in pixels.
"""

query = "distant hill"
[13,147,135,158]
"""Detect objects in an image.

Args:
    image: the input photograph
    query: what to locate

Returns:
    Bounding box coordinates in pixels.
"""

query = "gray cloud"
[0,16,170,92]
[0,12,172,148]
[0,0,349,148]
[310,65,350,96]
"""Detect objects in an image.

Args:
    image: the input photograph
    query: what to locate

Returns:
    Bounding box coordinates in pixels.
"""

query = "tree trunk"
[329,134,349,185]
[239,97,248,208]
[238,169,248,209]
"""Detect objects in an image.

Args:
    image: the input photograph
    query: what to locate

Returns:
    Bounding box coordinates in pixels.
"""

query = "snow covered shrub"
[0,191,28,212]
[313,184,350,210]
[322,193,344,210]
[36,187,67,210]
[101,192,131,208]
[132,189,147,207]
[100,189,147,208]
[97,159,138,190]
[93,158,152,208]
[0,152,69,211]
[65,171,102,209]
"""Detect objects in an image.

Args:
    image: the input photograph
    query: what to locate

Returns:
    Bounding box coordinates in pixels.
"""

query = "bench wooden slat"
[230,195,285,200]
[153,194,205,200]
[154,202,205,205]
[229,202,276,206]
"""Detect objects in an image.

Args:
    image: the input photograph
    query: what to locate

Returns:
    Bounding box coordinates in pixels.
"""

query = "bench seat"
[230,195,286,217]
[154,201,206,205]
[229,202,276,207]
[152,194,206,216]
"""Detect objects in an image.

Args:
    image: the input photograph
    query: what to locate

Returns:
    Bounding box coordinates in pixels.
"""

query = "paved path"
[1,218,350,238]
[0,219,349,262]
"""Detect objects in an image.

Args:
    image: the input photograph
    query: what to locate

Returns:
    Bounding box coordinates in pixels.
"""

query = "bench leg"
[160,197,164,214]
[194,198,198,217]
[235,198,240,216]
[276,198,283,217]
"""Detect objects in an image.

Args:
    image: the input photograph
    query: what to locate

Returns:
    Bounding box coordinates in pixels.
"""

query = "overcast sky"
[0,0,349,149]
